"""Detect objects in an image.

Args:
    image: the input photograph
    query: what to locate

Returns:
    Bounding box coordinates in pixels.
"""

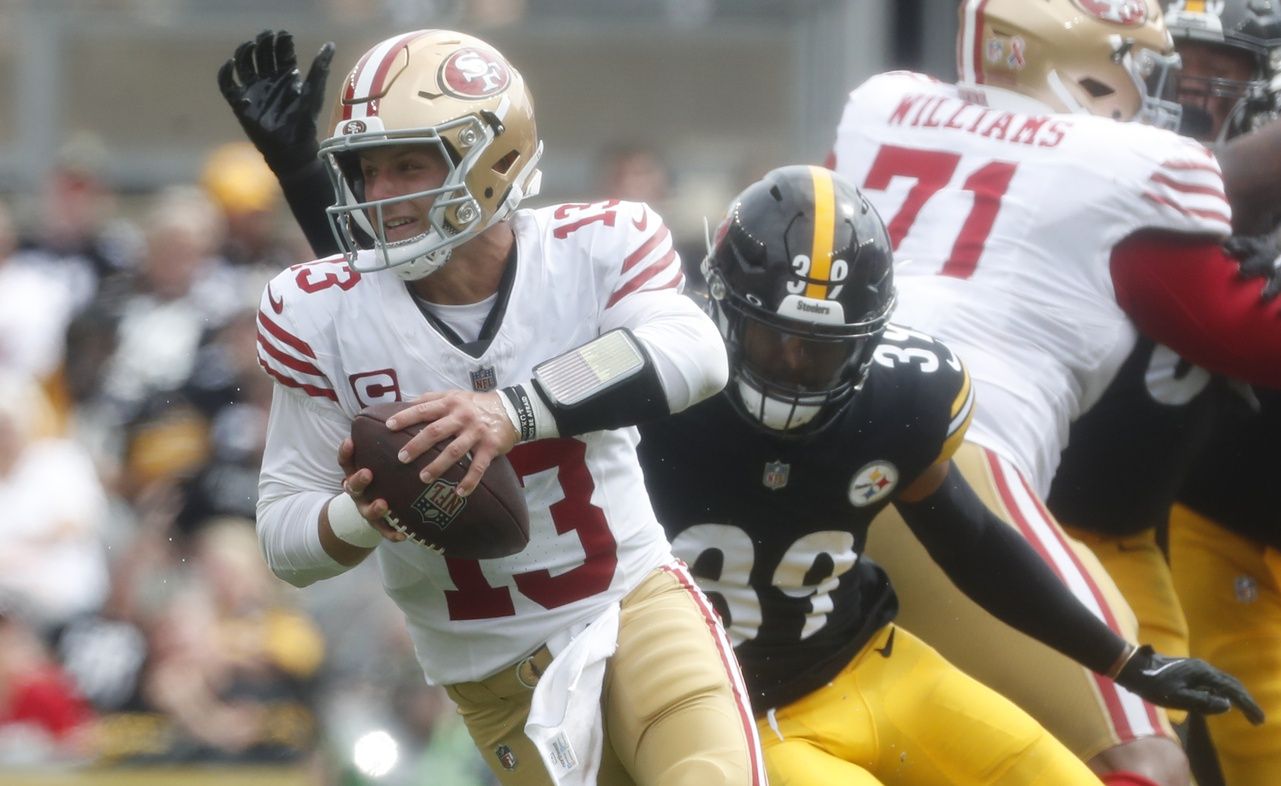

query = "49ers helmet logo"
[1071,0,1148,25]
[440,47,511,98]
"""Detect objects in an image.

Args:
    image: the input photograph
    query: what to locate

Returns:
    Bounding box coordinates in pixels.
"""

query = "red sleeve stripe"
[258,358,338,402]
[622,225,672,274]
[1160,158,1221,175]
[1148,172,1227,200]
[257,332,325,377]
[606,249,679,308]
[1141,192,1231,229]
[257,310,318,358]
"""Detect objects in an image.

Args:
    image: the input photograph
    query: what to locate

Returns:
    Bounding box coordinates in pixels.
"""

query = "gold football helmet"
[957,0,1181,128]
[319,30,543,280]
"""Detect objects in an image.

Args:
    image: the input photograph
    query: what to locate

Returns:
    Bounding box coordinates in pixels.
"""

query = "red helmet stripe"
[343,30,434,120]
[958,0,992,85]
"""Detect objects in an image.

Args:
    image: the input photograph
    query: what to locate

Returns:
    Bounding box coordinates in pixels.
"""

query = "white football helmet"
[319,30,543,280]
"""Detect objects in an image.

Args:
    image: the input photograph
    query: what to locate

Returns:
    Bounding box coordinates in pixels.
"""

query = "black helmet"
[1167,0,1281,140]
[702,165,895,436]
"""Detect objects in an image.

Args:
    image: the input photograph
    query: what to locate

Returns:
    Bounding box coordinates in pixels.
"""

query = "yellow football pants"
[1170,505,1281,786]
[758,623,1103,785]
[867,442,1173,761]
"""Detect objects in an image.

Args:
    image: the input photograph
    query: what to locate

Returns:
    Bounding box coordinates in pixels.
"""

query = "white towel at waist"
[524,601,621,786]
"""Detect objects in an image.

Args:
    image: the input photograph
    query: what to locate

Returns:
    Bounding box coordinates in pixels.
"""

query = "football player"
[1050,0,1281,660]
[1167,4,1281,783]
[217,29,1262,786]
[240,30,765,786]
[827,2,1281,786]
[642,164,1259,785]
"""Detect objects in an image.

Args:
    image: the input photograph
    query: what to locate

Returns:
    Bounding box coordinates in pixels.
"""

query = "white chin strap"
[389,234,452,281]
[736,379,822,431]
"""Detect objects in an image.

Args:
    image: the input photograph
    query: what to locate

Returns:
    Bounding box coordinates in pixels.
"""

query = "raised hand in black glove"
[1224,233,1281,303]
[1114,645,1265,725]
[216,30,334,176]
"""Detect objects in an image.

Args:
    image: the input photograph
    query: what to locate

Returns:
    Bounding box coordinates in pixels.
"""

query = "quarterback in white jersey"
[830,1,1281,784]
[244,28,765,786]
[258,201,698,684]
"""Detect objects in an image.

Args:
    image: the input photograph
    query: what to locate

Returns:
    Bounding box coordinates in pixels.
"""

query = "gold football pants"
[757,623,1102,785]
[1056,526,1190,662]
[445,562,766,786]
[866,442,1174,761]
[1170,505,1281,786]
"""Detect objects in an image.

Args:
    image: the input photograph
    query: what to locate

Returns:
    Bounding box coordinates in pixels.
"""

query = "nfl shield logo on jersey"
[763,460,790,490]
[470,365,498,392]
[495,744,519,771]
[848,461,899,507]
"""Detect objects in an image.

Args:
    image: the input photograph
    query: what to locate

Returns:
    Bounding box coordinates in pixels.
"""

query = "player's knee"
[657,755,758,786]
[1089,736,1191,786]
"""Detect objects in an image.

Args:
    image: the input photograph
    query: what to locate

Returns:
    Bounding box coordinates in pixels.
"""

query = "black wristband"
[501,385,538,443]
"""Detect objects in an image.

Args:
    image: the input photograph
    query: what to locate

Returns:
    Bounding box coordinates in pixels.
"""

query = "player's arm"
[494,248,728,438]
[257,385,409,585]
[1110,230,1281,388]
[894,463,1264,723]
[217,29,339,257]
[257,385,371,585]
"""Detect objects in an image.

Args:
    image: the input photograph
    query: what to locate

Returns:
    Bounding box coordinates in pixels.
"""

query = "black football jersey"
[1048,338,1251,537]
[637,323,973,710]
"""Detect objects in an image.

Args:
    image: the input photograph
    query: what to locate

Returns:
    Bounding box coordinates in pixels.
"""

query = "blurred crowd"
[0,133,499,785]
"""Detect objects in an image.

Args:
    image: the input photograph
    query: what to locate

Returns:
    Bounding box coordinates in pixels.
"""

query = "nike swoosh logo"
[875,627,895,658]
[267,283,284,314]
[632,208,648,232]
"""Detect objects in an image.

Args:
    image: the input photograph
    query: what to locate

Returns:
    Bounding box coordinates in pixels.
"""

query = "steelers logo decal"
[848,461,899,507]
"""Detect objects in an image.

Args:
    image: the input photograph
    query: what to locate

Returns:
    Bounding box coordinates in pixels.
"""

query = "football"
[349,402,530,559]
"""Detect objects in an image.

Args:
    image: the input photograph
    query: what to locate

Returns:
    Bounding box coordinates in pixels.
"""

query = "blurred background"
[0,1,957,784]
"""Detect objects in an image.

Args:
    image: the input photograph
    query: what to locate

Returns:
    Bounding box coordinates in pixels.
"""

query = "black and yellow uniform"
[638,325,1100,785]
[1047,337,1250,659]
[1170,390,1281,786]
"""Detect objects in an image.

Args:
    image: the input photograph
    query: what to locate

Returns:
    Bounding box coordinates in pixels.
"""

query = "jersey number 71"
[862,144,1017,279]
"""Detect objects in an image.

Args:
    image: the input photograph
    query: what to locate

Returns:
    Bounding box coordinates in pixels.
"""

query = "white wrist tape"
[327,493,383,549]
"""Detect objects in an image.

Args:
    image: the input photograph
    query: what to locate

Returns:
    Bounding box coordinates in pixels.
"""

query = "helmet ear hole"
[1079,78,1115,98]
[492,149,519,175]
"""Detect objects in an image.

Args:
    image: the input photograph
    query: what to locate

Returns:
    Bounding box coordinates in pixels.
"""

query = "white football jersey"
[831,72,1232,496]
[256,200,691,685]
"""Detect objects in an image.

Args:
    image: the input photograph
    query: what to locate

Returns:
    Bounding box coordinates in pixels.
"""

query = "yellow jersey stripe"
[804,165,835,300]
[950,368,972,419]
[939,370,975,463]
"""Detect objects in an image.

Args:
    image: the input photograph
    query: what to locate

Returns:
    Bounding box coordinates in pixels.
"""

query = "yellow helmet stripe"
[1185,0,1206,11]
[805,165,835,300]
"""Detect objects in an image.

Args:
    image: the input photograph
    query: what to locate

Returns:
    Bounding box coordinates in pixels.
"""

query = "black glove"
[216,30,335,176]
[1225,233,1281,303]
[1115,645,1265,725]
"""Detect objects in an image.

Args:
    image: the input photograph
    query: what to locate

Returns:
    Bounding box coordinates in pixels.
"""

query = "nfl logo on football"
[411,480,468,529]
[471,365,498,392]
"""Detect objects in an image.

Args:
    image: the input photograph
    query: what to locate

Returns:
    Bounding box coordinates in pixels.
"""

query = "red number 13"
[442,439,620,621]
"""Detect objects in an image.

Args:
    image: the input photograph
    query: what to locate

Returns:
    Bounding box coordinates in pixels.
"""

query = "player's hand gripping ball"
[351,402,530,559]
